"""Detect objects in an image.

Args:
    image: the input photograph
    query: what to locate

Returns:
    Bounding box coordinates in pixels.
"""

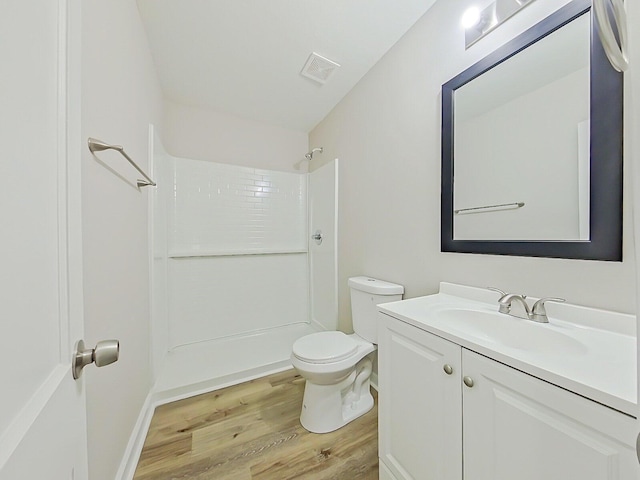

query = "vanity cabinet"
[378,313,638,480]
[378,314,462,480]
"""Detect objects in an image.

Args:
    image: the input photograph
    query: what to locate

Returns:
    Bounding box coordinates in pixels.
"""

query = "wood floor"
[133,369,379,480]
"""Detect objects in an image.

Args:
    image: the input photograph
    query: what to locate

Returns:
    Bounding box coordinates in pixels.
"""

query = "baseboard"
[370,371,379,391]
[152,362,294,407]
[116,390,157,480]
[379,460,400,480]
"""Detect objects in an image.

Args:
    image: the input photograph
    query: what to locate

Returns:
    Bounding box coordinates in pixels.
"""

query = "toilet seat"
[292,331,358,364]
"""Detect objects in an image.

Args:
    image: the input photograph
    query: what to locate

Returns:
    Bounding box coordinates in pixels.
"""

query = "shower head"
[305,147,323,160]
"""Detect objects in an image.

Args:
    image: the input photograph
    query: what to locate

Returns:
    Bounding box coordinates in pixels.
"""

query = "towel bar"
[88,137,156,188]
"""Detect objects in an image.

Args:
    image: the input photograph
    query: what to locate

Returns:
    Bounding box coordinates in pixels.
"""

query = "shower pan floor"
[153,323,319,403]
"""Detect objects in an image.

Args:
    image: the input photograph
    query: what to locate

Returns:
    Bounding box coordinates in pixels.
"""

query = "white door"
[0,1,89,478]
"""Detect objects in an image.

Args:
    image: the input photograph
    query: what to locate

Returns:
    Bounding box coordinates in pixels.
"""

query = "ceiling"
[136,0,437,133]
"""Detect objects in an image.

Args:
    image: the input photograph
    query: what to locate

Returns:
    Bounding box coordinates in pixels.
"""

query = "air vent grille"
[300,52,340,84]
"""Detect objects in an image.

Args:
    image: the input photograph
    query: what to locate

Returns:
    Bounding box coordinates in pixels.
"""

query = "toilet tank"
[348,276,404,343]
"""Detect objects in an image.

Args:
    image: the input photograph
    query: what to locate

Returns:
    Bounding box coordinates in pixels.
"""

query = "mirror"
[441,0,623,260]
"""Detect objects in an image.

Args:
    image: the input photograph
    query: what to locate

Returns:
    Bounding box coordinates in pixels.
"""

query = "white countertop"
[378,282,637,417]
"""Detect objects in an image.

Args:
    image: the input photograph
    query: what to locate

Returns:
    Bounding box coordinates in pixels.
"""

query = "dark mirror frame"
[441,0,623,261]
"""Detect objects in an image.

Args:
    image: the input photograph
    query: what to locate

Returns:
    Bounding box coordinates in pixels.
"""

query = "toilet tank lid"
[348,276,404,295]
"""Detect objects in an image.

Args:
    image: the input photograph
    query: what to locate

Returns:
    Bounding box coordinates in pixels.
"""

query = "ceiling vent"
[300,53,341,84]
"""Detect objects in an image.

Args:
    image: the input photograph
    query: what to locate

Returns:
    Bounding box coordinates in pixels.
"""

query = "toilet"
[291,276,404,433]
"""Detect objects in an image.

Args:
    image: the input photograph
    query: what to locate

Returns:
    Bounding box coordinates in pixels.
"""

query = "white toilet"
[291,276,404,433]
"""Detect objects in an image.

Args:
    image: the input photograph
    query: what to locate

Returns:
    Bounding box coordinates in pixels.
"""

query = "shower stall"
[150,131,337,401]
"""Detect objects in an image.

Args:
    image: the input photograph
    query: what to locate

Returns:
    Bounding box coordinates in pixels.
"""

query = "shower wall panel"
[170,158,307,254]
[152,132,170,379]
[161,156,309,349]
[168,254,308,347]
[309,160,338,331]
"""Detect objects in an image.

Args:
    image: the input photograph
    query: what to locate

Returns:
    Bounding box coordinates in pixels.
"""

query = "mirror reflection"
[441,0,623,260]
[453,13,590,241]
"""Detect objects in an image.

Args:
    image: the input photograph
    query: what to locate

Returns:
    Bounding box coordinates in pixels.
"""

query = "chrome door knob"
[311,230,323,245]
[463,376,475,388]
[72,339,120,379]
[443,364,454,375]
[94,340,120,367]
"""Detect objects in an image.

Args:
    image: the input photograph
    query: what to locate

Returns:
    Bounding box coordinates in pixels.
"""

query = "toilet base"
[299,358,374,434]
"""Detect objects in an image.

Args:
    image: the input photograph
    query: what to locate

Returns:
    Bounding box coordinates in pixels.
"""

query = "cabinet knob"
[443,364,454,375]
[463,376,475,388]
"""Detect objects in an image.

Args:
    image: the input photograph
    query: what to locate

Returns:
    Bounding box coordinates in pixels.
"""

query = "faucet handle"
[488,288,511,314]
[531,297,566,322]
[487,287,507,297]
[487,287,526,299]
[532,297,566,312]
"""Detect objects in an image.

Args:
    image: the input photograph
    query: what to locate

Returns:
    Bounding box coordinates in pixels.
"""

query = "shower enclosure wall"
[151,133,337,400]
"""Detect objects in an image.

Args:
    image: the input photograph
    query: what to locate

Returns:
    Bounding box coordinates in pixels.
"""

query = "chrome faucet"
[488,287,565,323]
[498,293,531,316]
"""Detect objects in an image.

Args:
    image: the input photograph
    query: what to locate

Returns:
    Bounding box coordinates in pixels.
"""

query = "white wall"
[81,0,163,478]
[164,100,309,173]
[310,0,637,332]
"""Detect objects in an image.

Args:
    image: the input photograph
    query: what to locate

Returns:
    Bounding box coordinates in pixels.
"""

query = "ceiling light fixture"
[461,6,482,29]
[463,0,536,49]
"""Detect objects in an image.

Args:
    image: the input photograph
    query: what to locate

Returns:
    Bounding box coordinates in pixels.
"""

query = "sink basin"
[436,308,588,355]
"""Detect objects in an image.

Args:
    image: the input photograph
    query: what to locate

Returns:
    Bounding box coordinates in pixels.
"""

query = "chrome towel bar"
[455,202,524,215]
[87,137,156,188]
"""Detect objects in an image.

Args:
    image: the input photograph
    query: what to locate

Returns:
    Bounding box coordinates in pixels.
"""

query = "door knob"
[463,376,475,388]
[311,230,323,245]
[72,339,120,379]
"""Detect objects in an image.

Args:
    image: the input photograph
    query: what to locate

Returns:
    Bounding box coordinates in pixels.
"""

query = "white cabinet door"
[462,349,638,480]
[0,1,87,478]
[378,314,462,480]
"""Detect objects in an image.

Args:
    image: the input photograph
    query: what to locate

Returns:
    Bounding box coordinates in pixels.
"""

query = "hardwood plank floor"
[133,369,379,480]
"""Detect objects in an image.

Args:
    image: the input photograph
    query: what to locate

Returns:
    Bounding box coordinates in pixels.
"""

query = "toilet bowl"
[291,331,375,433]
[291,276,404,433]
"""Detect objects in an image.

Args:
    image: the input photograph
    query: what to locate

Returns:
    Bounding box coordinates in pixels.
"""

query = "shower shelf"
[168,249,308,259]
